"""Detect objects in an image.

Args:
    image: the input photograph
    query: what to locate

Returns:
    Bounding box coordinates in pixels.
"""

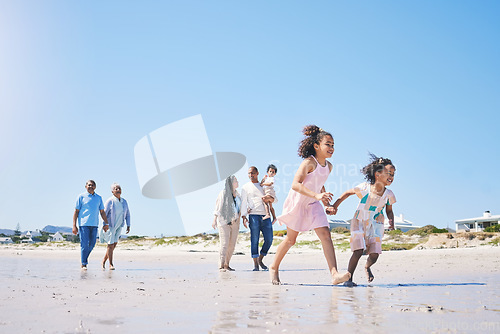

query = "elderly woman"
[100,183,130,270]
[212,175,241,271]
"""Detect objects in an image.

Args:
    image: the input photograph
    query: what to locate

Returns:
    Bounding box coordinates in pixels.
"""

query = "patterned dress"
[277,156,330,232]
[350,182,396,254]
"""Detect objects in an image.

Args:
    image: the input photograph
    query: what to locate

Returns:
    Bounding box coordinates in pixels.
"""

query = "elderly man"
[73,180,109,269]
[241,166,277,271]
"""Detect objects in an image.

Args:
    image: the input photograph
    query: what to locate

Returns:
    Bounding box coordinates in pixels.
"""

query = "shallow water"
[0,248,499,333]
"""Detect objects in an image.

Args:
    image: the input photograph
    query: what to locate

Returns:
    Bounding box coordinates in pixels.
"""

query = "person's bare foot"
[226,267,235,271]
[81,265,87,270]
[270,267,281,285]
[109,265,115,270]
[259,259,268,271]
[332,271,351,285]
[219,268,227,272]
[343,280,357,287]
[365,267,374,283]
[102,262,106,270]
[253,266,260,271]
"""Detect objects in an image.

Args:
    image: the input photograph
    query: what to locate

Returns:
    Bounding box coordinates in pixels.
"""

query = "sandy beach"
[1,236,499,333]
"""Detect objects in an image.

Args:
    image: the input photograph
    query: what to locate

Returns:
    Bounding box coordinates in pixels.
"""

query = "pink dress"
[277,156,330,232]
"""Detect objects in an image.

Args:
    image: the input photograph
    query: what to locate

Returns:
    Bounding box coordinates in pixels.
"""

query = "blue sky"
[1,1,499,236]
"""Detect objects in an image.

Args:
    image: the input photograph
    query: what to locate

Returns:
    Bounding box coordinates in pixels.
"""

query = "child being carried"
[260,164,278,223]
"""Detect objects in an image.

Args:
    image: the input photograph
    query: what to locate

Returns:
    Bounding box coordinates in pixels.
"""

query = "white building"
[21,230,42,239]
[329,219,350,230]
[455,211,499,232]
[387,214,421,232]
[340,214,421,232]
[50,232,64,242]
[0,237,13,244]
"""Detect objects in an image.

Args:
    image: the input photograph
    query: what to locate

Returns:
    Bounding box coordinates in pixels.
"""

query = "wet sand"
[1,247,499,333]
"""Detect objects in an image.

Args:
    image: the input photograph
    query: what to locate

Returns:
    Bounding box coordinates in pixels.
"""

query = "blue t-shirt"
[75,192,104,227]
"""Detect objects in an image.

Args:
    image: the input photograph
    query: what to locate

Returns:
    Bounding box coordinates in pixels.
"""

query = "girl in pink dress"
[270,125,351,285]
[330,154,396,287]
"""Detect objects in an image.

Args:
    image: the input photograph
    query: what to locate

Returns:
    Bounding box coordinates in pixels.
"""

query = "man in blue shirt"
[73,180,109,269]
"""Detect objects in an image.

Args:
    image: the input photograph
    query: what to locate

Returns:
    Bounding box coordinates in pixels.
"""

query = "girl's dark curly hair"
[298,125,333,159]
[361,153,395,184]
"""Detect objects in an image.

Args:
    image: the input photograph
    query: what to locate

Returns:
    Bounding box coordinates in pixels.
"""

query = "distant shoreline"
[2,231,498,254]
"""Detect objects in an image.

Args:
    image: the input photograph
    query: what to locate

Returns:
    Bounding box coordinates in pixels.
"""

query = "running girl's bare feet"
[332,271,351,285]
[365,266,374,283]
[270,267,280,285]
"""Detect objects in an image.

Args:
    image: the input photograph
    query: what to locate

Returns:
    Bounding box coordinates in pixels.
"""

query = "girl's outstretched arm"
[292,158,333,203]
[386,204,395,230]
[330,189,356,214]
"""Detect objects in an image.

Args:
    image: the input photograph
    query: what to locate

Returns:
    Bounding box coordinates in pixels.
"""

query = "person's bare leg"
[365,253,379,283]
[269,203,277,223]
[102,249,108,269]
[263,202,271,220]
[108,243,117,270]
[270,228,299,285]
[314,227,350,284]
[345,249,363,287]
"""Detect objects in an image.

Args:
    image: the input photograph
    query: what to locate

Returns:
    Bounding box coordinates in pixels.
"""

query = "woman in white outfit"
[212,175,241,271]
[100,183,130,270]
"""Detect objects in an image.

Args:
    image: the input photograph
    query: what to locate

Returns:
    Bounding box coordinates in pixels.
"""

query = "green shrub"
[155,239,167,246]
[382,243,418,251]
[127,235,146,240]
[489,237,500,246]
[431,227,448,233]
[405,225,437,237]
[386,229,403,236]
[333,241,351,251]
[331,227,350,234]
[484,224,500,233]
[273,230,287,237]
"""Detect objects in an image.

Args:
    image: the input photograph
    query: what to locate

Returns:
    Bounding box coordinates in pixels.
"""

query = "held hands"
[103,224,109,232]
[325,205,338,215]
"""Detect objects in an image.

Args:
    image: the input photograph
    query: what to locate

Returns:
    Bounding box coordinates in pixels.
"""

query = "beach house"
[49,232,64,242]
[387,214,421,232]
[455,211,499,232]
[0,237,13,244]
[328,219,350,230]
[339,214,421,232]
